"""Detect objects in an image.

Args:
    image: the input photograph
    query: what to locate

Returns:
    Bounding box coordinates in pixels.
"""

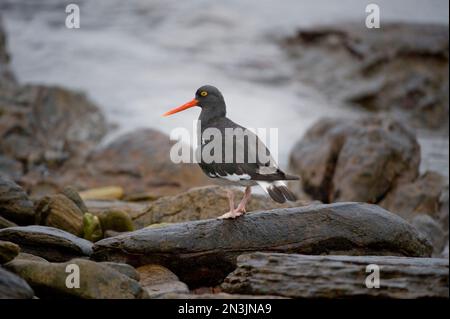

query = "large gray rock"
[0,266,34,299]
[222,252,449,299]
[0,225,93,262]
[0,177,35,225]
[92,202,432,287]
[284,22,449,131]
[5,258,146,299]
[289,117,420,203]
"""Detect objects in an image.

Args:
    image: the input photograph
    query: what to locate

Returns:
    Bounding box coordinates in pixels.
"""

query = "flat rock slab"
[0,266,34,299]
[222,253,449,299]
[92,202,432,287]
[0,226,93,262]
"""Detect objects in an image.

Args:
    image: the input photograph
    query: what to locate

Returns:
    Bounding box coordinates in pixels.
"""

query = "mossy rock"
[83,213,103,242]
[99,210,134,233]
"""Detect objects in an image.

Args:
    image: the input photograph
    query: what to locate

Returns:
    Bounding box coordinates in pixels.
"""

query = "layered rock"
[92,202,431,287]
[0,225,93,262]
[222,252,449,298]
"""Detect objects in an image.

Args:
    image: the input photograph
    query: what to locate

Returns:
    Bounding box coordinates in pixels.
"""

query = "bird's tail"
[257,181,297,203]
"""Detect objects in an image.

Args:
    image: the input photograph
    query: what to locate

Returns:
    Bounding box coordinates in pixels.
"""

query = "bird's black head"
[195,85,225,108]
[163,85,226,122]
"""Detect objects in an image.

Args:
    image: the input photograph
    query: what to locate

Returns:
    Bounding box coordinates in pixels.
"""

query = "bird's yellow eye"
[200,91,208,97]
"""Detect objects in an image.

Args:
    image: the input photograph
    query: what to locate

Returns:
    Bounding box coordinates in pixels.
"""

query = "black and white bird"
[163,85,298,219]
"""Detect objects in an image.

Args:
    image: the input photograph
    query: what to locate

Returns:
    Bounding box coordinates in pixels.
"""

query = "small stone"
[101,262,140,281]
[136,264,189,298]
[82,213,103,242]
[99,209,134,233]
[412,214,446,257]
[0,225,93,262]
[0,215,17,229]
[62,186,89,213]
[0,240,19,264]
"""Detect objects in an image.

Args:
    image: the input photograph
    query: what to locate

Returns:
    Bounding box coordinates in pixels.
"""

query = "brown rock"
[380,171,445,221]
[222,252,449,299]
[85,200,147,220]
[283,22,449,130]
[157,292,287,299]
[411,214,446,257]
[136,264,189,298]
[92,202,432,287]
[289,117,420,203]
[35,194,84,236]
[101,261,140,281]
[1,84,108,191]
[0,177,35,225]
[0,240,19,264]
[0,215,17,229]
[0,17,16,86]
[49,129,210,198]
[133,185,311,228]
[5,258,146,299]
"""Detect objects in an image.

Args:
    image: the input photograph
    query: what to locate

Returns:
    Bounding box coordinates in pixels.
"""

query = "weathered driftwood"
[92,202,432,287]
[221,252,449,299]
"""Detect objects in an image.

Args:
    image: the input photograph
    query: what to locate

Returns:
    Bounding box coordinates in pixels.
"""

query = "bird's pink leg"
[218,189,245,219]
[235,186,252,213]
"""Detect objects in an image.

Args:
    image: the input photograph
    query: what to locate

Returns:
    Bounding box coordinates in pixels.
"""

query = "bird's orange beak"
[163,98,198,116]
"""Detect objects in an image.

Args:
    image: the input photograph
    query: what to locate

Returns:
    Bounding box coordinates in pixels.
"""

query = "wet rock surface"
[283,22,449,131]
[0,225,93,262]
[222,252,449,299]
[133,185,311,228]
[92,202,432,287]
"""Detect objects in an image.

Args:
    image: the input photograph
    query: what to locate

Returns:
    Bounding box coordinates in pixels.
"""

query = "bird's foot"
[218,209,245,219]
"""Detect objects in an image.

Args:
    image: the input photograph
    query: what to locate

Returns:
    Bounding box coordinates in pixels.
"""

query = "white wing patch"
[219,173,251,182]
[257,180,286,194]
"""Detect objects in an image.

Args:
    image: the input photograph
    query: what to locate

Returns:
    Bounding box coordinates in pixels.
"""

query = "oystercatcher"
[163,85,298,219]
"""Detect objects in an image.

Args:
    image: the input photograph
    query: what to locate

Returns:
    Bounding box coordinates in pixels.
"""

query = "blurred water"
[1,0,448,176]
